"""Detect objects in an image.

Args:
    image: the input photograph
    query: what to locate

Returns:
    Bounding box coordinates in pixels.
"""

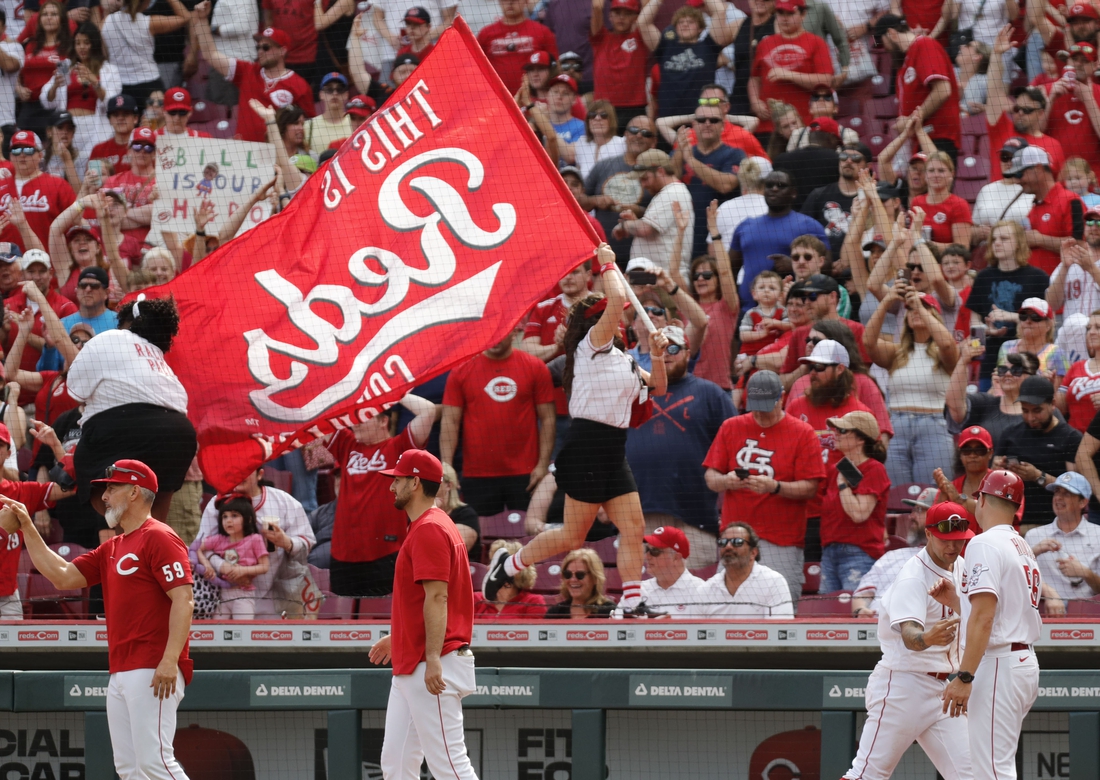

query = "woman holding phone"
[818,411,890,594]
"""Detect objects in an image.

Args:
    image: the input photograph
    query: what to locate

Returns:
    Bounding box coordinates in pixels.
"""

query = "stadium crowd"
[2,0,1100,620]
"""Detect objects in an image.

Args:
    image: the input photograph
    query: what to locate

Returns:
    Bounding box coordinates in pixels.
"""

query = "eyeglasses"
[1012,106,1040,115]
[666,343,683,355]
[806,336,823,346]
[959,446,989,456]
[694,116,723,124]
[256,43,274,51]
[808,363,837,373]
[810,93,835,101]
[1017,311,1047,322]
[146,98,163,107]
[131,143,155,153]
[838,151,864,162]
[693,271,715,280]
[588,111,609,120]
[9,148,36,156]
[995,364,1030,377]
[928,515,969,535]
[103,464,144,480]
[167,109,189,117]
[906,263,923,272]
[698,97,723,106]
[626,127,656,138]
[717,537,748,548]
[77,282,103,290]
[644,546,664,557]
[644,306,665,316]
[321,85,347,94]
[792,253,816,262]
[562,570,588,580]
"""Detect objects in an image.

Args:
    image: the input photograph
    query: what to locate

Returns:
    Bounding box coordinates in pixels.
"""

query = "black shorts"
[460,475,530,516]
[75,404,197,505]
[552,418,637,504]
[330,554,398,597]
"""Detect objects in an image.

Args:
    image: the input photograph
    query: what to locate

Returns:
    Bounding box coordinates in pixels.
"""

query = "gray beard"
[105,505,123,529]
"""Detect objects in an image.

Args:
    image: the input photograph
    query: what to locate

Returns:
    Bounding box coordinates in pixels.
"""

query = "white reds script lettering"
[735,438,775,478]
[116,553,140,576]
[244,147,515,423]
[346,449,388,475]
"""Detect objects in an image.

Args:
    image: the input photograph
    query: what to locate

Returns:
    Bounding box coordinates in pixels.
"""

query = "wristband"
[266,121,277,126]
[669,284,679,296]
[598,262,617,276]
[772,481,781,495]
[710,233,721,241]
[194,230,206,237]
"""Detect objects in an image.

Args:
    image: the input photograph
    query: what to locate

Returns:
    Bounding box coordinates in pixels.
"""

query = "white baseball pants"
[845,665,973,780]
[0,593,22,619]
[106,668,190,780]
[969,649,1039,780]
[380,651,479,780]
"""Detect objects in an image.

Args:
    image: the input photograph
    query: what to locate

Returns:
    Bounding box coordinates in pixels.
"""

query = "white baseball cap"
[20,249,49,270]
[625,257,660,274]
[798,339,850,368]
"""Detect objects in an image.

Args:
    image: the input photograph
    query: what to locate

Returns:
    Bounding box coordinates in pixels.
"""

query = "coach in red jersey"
[5,459,194,780]
[369,450,477,780]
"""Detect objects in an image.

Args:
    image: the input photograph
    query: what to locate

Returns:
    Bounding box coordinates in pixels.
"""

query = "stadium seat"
[797,590,852,616]
[871,96,898,119]
[49,542,87,561]
[264,468,292,495]
[1066,596,1100,617]
[887,483,934,513]
[690,563,717,580]
[480,509,527,539]
[884,535,909,552]
[604,567,622,594]
[16,448,31,474]
[469,562,487,589]
[586,535,619,566]
[24,573,87,618]
[958,154,991,181]
[961,112,988,138]
[356,597,392,619]
[955,177,985,205]
[870,73,890,97]
[200,492,215,513]
[533,562,564,593]
[803,562,821,594]
[866,132,889,158]
[318,593,355,619]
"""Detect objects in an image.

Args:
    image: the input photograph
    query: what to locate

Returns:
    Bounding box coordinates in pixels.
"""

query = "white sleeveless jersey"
[879,548,962,674]
[959,524,1042,651]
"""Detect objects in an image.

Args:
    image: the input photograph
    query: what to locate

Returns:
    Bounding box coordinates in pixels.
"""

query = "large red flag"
[160,18,599,492]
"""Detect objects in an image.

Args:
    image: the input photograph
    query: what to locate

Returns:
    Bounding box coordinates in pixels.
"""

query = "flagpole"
[613,267,658,336]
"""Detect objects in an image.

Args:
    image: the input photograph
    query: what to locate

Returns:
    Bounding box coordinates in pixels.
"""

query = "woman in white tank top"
[864,274,960,486]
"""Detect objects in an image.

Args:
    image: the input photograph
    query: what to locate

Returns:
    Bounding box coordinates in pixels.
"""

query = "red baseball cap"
[92,459,159,493]
[775,0,805,11]
[1067,3,1100,21]
[925,502,974,541]
[345,96,376,118]
[380,449,443,482]
[132,126,156,146]
[809,117,839,136]
[164,87,192,112]
[919,293,942,314]
[254,26,292,50]
[10,130,41,151]
[958,425,993,449]
[0,423,11,448]
[550,74,578,92]
[524,51,552,69]
[65,224,103,247]
[910,151,929,164]
[643,526,690,558]
[610,0,641,11]
[1059,42,1098,62]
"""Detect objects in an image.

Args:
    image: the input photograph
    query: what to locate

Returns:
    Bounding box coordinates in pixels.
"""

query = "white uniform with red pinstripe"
[957,525,1042,780]
[844,548,972,780]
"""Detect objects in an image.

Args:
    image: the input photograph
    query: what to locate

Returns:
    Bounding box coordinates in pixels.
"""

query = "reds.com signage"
[486,630,529,641]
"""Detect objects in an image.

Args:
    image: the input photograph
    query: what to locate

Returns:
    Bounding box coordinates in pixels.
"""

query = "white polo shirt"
[1025,518,1100,602]
[698,564,793,619]
[640,569,705,619]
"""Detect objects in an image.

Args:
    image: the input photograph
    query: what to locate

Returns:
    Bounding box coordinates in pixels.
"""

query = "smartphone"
[837,456,864,488]
[969,325,986,359]
[628,271,657,286]
[1007,456,1020,467]
[87,159,103,177]
[55,59,70,79]
[896,267,912,282]
[904,213,912,229]
[734,468,750,479]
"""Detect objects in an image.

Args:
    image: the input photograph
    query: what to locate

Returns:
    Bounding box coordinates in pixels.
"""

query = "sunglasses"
[167,109,189,117]
[1000,151,1017,162]
[959,446,989,456]
[131,143,155,153]
[717,537,748,548]
[626,127,656,138]
[806,336,823,346]
[838,151,864,162]
[906,263,923,272]
[808,363,837,373]
[792,253,816,262]
[321,85,347,94]
[561,570,588,580]
[256,43,274,51]
[103,464,144,480]
[644,546,664,557]
[70,335,90,345]
[995,364,1030,377]
[694,271,715,281]
[77,282,103,290]
[804,291,822,302]
[146,98,163,107]
[928,516,969,535]
[9,147,36,156]
[694,116,723,124]
[561,61,582,70]
[589,111,609,120]
[1017,311,1047,322]
[666,343,683,355]
[810,93,835,101]
[644,306,665,316]
[698,97,723,106]
[1012,106,1040,115]
[1088,220,1100,227]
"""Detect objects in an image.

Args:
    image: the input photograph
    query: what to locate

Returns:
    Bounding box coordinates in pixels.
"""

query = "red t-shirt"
[229,60,317,143]
[819,457,890,559]
[1044,84,1100,174]
[785,392,873,518]
[473,590,547,618]
[261,0,317,64]
[898,36,961,146]
[396,42,435,61]
[739,307,786,355]
[73,519,194,683]
[781,319,869,374]
[752,31,833,133]
[951,473,981,533]
[390,507,474,675]
[34,371,79,428]
[326,428,415,563]
[90,138,132,175]
[590,28,647,108]
[2,288,77,405]
[988,113,1065,183]
[900,0,945,38]
[104,169,156,246]
[703,412,826,545]
[1028,182,1084,274]
[954,285,973,336]
[443,350,555,477]
[910,193,971,245]
[0,480,53,597]
[683,122,768,159]
[477,20,559,95]
[524,295,570,415]
[786,372,894,439]
[1061,359,1100,432]
[1,173,75,249]
[155,128,212,139]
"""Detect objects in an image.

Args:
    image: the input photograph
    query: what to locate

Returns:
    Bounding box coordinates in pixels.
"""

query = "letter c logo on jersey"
[484,376,518,402]
[116,553,140,576]
[1066,109,1085,125]
[903,67,916,84]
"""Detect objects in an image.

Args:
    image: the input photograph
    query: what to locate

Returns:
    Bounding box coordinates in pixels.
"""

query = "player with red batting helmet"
[937,469,1041,780]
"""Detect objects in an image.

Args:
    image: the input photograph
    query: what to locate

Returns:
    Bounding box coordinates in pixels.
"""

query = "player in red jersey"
[369,450,477,780]
[5,459,193,780]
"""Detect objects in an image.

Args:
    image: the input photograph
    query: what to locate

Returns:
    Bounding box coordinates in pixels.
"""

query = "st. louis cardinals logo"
[735,439,775,478]
[116,553,140,576]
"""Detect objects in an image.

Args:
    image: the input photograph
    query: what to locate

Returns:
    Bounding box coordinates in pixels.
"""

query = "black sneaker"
[482,547,514,602]
[623,600,668,619]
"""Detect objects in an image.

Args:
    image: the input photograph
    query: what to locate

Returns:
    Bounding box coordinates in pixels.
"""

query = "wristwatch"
[1037,473,1049,487]
[956,671,975,684]
[838,482,850,491]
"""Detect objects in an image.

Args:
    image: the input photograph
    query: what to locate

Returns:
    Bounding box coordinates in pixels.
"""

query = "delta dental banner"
[158,17,600,491]
[148,136,276,246]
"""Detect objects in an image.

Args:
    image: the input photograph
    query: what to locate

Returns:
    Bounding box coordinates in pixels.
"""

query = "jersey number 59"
[162,561,187,583]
